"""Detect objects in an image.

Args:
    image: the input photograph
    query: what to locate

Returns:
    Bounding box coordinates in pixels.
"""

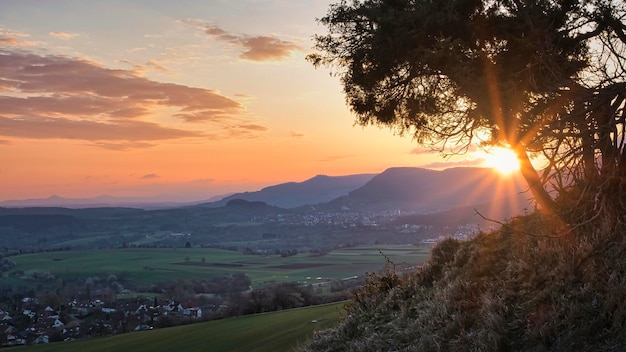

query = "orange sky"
[0,1,490,202]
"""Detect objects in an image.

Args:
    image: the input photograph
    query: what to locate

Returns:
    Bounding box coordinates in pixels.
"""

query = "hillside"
[204,173,376,208]
[7,302,344,352]
[322,167,530,216]
[302,214,626,351]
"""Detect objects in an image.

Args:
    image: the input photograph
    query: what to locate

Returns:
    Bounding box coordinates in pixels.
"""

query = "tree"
[309,0,626,221]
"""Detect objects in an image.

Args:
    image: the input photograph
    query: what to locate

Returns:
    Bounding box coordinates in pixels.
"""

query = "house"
[33,335,49,344]
[3,325,17,335]
[38,317,64,329]
[22,309,35,319]
[178,302,203,319]
[134,324,153,331]
[4,334,23,346]
[38,306,59,320]
[123,302,148,316]
[70,300,94,317]
[0,311,12,321]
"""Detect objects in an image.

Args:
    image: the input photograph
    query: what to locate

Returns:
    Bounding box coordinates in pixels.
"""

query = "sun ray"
[483,147,520,174]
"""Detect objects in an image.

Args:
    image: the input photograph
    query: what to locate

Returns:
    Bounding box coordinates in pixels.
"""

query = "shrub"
[302,214,626,351]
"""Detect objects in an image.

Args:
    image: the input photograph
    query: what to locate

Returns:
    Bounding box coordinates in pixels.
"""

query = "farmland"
[6,245,430,289]
[5,301,346,352]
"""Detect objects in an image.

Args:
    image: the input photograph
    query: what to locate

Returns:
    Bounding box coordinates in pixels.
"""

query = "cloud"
[140,173,160,180]
[145,59,168,72]
[224,122,271,139]
[236,124,269,131]
[419,158,486,169]
[183,20,301,61]
[0,36,19,46]
[120,59,171,75]
[239,36,301,61]
[88,141,157,151]
[0,114,202,140]
[0,140,12,145]
[289,131,305,138]
[49,31,79,39]
[202,24,238,41]
[0,29,37,47]
[409,147,433,155]
[0,49,268,144]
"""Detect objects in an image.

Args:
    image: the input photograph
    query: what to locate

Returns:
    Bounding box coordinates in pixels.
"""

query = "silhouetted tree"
[310,0,626,221]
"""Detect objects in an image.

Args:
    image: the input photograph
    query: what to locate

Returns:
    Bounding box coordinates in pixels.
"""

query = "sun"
[483,147,520,174]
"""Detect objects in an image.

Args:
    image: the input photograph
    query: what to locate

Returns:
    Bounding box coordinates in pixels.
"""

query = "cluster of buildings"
[252,209,410,228]
[0,297,207,347]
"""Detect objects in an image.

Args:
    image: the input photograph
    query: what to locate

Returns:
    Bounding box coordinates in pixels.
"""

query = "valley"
[0,167,529,348]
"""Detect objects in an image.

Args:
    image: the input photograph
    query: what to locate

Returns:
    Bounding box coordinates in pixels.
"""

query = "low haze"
[0,0,490,202]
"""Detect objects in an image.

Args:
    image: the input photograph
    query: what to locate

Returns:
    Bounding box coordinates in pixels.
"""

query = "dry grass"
[301,212,626,351]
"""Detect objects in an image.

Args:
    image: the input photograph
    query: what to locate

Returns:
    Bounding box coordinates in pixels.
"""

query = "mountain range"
[201,173,376,208]
[329,167,529,207]
[1,167,533,221]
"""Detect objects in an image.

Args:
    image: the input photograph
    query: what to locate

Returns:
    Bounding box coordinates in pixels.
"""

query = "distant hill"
[202,173,376,208]
[0,207,144,217]
[0,195,194,209]
[320,167,532,218]
[0,214,83,233]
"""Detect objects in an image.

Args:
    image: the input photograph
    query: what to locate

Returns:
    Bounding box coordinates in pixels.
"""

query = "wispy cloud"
[88,141,157,151]
[0,140,12,145]
[140,173,160,180]
[409,147,433,155]
[238,36,301,61]
[119,59,171,75]
[0,49,269,146]
[183,19,301,61]
[289,131,305,138]
[223,122,270,139]
[49,31,80,39]
[0,104,203,140]
[0,29,37,47]
[0,36,19,45]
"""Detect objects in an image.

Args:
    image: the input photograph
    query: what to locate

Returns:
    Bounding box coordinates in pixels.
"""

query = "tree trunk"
[514,146,557,212]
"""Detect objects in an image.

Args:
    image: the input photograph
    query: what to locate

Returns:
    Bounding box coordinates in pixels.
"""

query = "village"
[0,296,209,347]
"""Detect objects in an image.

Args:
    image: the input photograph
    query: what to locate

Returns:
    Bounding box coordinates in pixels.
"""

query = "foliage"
[309,0,626,218]
[302,214,626,351]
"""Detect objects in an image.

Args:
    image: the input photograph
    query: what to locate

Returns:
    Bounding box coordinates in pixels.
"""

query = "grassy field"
[6,301,346,352]
[7,245,429,287]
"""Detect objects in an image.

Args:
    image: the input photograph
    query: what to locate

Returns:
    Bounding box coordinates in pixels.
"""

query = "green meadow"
[6,301,346,352]
[8,245,429,287]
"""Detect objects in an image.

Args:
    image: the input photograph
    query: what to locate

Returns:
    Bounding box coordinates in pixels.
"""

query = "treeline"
[221,280,358,318]
[142,274,363,318]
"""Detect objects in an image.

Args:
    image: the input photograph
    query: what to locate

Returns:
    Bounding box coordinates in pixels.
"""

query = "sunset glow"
[482,147,520,174]
[0,1,483,202]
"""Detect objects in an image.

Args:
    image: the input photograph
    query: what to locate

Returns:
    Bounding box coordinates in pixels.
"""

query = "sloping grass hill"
[303,213,626,351]
[8,302,344,352]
